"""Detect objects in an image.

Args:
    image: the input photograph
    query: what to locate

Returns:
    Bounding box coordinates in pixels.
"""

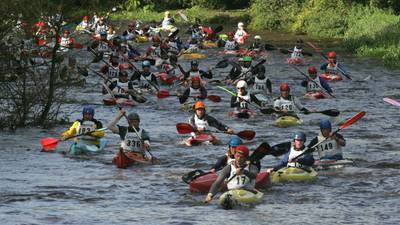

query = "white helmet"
[236,80,247,88]
[254,35,261,40]
[238,22,244,28]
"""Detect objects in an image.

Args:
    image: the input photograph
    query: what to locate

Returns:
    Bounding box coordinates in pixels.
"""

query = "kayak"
[271,167,318,184]
[184,134,218,147]
[313,159,354,170]
[222,49,247,56]
[190,170,272,193]
[113,148,156,169]
[219,189,263,210]
[179,52,207,60]
[69,139,107,155]
[304,91,326,100]
[286,57,309,66]
[320,73,343,81]
[274,116,303,128]
[155,72,178,86]
[202,41,218,49]
[228,109,256,119]
[135,35,149,43]
[103,98,136,107]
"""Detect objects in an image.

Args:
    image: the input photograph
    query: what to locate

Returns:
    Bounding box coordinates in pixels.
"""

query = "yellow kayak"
[135,36,149,43]
[275,116,303,128]
[271,167,318,184]
[179,52,207,60]
[219,189,263,209]
[202,41,218,49]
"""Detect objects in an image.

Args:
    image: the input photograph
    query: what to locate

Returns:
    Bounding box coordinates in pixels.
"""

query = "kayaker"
[301,66,333,94]
[266,131,315,173]
[145,36,169,67]
[75,15,91,32]
[100,54,121,79]
[231,80,262,110]
[106,25,116,41]
[290,39,304,60]
[130,60,159,91]
[188,101,234,144]
[93,16,108,36]
[166,32,182,55]
[161,54,185,78]
[61,106,105,147]
[178,76,207,104]
[248,35,264,52]
[234,22,249,45]
[122,21,137,41]
[248,69,272,95]
[58,29,74,52]
[161,11,175,31]
[108,109,152,160]
[90,31,112,56]
[184,38,201,53]
[210,137,243,173]
[104,70,138,101]
[308,119,346,160]
[205,145,258,203]
[182,60,212,81]
[320,51,340,75]
[224,32,239,51]
[227,56,263,83]
[273,83,314,117]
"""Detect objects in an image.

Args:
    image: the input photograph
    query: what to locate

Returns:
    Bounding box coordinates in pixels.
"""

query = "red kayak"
[304,91,325,100]
[286,58,309,66]
[229,109,256,119]
[320,73,343,81]
[113,148,157,169]
[184,134,219,147]
[189,170,272,193]
[103,98,136,107]
[155,72,178,86]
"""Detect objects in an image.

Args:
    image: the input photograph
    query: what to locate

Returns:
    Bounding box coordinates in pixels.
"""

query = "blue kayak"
[69,139,107,155]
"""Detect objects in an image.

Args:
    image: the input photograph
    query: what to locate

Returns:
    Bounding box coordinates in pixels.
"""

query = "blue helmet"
[293,131,306,142]
[142,60,151,67]
[320,119,332,130]
[229,136,243,147]
[82,106,94,116]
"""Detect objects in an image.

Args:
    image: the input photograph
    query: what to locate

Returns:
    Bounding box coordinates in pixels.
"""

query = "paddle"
[293,111,366,161]
[264,44,313,56]
[232,59,266,83]
[177,11,189,22]
[157,90,221,102]
[176,123,255,141]
[383,97,400,107]
[212,25,223,34]
[40,128,107,152]
[289,64,336,98]
[306,42,352,80]
[182,169,209,184]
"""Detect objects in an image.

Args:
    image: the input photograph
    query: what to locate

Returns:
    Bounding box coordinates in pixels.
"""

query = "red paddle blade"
[339,111,366,130]
[207,95,221,102]
[40,137,59,151]
[236,130,255,140]
[176,123,194,134]
[157,90,170,99]
[166,77,176,85]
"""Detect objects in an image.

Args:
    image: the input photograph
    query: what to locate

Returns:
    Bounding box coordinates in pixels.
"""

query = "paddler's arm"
[200,70,212,79]
[141,129,151,150]
[179,88,190,104]
[210,155,228,172]
[230,96,240,108]
[296,151,315,167]
[108,109,125,134]
[198,87,207,99]
[334,133,346,147]
[61,121,80,139]
[319,77,333,94]
[206,115,233,133]
[205,165,231,203]
[293,96,312,114]
[250,93,262,106]
[273,151,290,171]
[90,120,105,138]
[320,63,328,71]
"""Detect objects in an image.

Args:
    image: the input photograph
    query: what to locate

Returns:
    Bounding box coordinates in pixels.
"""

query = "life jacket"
[224,40,237,50]
[59,37,72,48]
[121,128,144,153]
[162,17,173,29]
[236,92,251,110]
[107,64,120,78]
[95,24,108,34]
[306,77,322,92]
[76,120,96,141]
[291,46,303,59]
[287,144,307,167]
[227,162,255,190]
[316,133,342,160]
[274,96,295,113]
[113,80,129,98]
[193,114,209,131]
[189,87,201,97]
[234,29,249,45]
[325,63,339,75]
[98,41,110,53]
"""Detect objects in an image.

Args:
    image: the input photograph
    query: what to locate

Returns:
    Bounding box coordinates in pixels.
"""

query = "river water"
[1,32,400,225]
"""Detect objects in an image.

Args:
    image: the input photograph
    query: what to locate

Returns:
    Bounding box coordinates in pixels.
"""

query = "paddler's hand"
[143,140,151,150]
[236,168,242,175]
[60,135,67,141]
[210,168,216,173]
[288,158,297,163]
[204,193,213,203]
[266,168,274,173]
[226,128,234,134]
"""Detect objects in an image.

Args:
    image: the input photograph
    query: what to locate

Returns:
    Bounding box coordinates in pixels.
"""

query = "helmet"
[82,106,94,116]
[191,60,199,66]
[280,83,290,91]
[229,137,243,147]
[128,112,140,121]
[191,76,201,83]
[194,101,205,110]
[83,16,89,20]
[293,131,306,142]
[238,22,244,28]
[308,66,317,74]
[320,119,332,130]
[328,51,336,58]
[236,80,247,89]
[235,145,249,157]
[142,60,151,67]
[243,56,252,62]
[254,35,261,40]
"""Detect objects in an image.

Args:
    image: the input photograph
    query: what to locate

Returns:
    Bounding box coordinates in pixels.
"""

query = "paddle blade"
[176,123,194,134]
[249,142,271,162]
[339,111,366,130]
[157,90,170,99]
[182,169,206,184]
[77,66,89,77]
[383,98,400,107]
[207,95,221,102]
[320,109,340,117]
[270,142,291,157]
[213,25,223,33]
[215,59,229,69]
[178,11,188,22]
[236,130,255,140]
[40,137,59,151]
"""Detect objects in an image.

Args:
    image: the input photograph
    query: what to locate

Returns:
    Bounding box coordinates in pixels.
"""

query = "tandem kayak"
[320,73,343,81]
[274,116,303,128]
[113,148,157,169]
[304,91,326,100]
[313,159,354,170]
[184,134,218,147]
[68,139,107,155]
[103,98,136,107]
[179,52,207,60]
[229,109,256,119]
[219,189,263,210]
[271,167,318,184]
[286,57,309,66]
[189,170,271,193]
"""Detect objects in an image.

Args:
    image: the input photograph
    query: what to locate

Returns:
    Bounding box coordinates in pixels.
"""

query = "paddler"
[108,109,152,160]
[166,31,182,55]
[234,22,249,45]
[57,29,74,52]
[224,32,239,51]
[231,80,262,111]
[182,60,212,81]
[161,11,175,31]
[122,21,137,41]
[93,16,108,36]
[227,56,263,84]
[249,35,264,52]
[273,83,314,117]
[178,76,207,104]
[205,145,258,203]
[290,39,304,60]
[90,31,112,56]
[301,66,333,94]
[320,51,340,75]
[76,15,91,32]
[210,137,243,173]
[104,70,142,102]
[130,60,159,91]
[266,131,315,173]
[61,106,105,148]
[100,54,121,79]
[308,119,346,160]
[189,101,234,145]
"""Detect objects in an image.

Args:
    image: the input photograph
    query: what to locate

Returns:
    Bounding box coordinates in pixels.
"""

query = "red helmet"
[328,51,336,58]
[280,83,290,91]
[235,145,249,158]
[191,76,201,83]
[308,66,317,74]
[83,16,89,20]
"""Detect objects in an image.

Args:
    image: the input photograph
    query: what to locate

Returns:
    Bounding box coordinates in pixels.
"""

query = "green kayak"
[275,116,303,128]
[69,139,107,155]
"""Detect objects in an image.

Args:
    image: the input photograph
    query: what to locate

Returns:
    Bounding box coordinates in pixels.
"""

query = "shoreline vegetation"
[110,0,400,68]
